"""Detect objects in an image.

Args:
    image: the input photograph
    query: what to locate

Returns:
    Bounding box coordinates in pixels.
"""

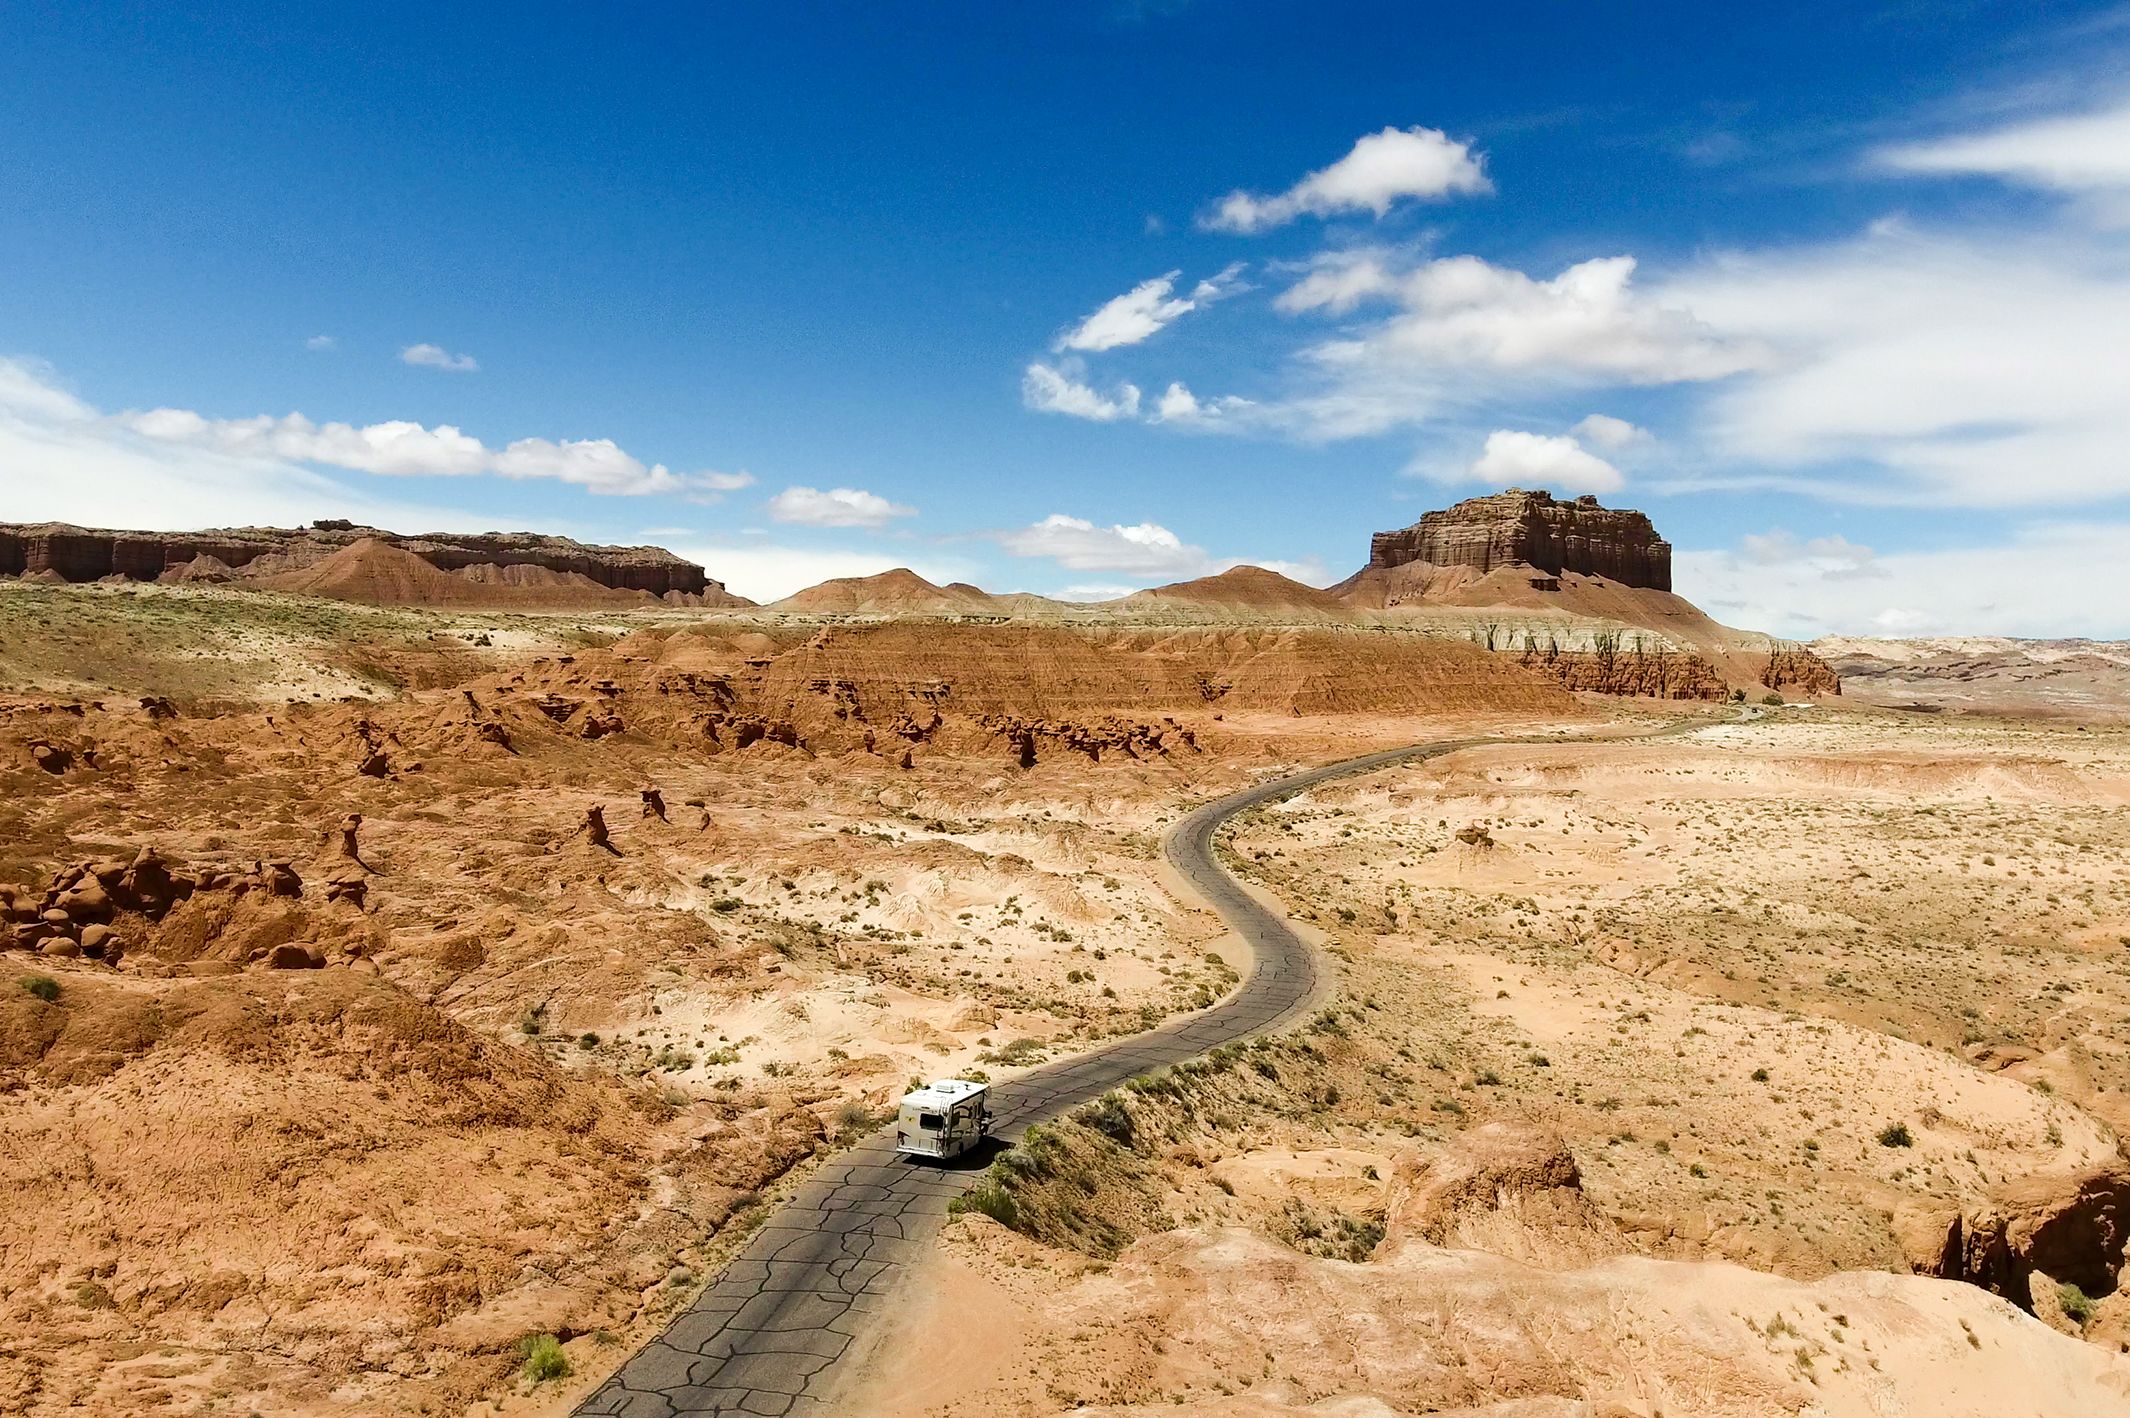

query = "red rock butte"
[0,520,729,601]
[1366,488,1673,592]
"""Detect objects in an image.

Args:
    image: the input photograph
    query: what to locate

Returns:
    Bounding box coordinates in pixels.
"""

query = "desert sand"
[848,708,2130,1416]
[3,552,2125,1417]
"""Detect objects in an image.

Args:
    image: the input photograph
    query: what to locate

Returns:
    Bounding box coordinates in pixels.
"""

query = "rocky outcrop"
[1898,1158,2130,1307]
[1387,1122,1627,1269]
[1367,489,1672,591]
[0,520,727,599]
[1517,644,1729,700]
[1761,647,1843,697]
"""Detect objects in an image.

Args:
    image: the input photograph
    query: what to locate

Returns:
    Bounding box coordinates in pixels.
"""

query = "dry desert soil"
[2,579,2128,1418]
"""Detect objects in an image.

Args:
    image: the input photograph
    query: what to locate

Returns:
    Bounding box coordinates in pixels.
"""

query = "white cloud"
[1056,263,1246,352]
[1246,252,1769,441]
[492,437,746,498]
[992,512,1320,587]
[305,334,336,352]
[1057,582,1141,602]
[1460,430,1624,494]
[1877,95,2130,197]
[1660,218,2130,507]
[119,409,491,477]
[1321,253,1768,384]
[400,342,479,372]
[765,485,917,529]
[1151,380,1257,428]
[1737,529,1876,572]
[0,357,94,423]
[1203,126,1491,233]
[1273,249,1401,315]
[1570,413,1651,450]
[1678,522,2130,639]
[997,514,1206,576]
[0,360,481,533]
[1021,362,1143,421]
[1,356,745,510]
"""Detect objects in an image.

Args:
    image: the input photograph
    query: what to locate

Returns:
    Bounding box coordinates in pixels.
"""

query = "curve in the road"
[575,734,1506,1417]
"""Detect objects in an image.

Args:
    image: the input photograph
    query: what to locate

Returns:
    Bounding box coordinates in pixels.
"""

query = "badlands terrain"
[2,496,2127,1417]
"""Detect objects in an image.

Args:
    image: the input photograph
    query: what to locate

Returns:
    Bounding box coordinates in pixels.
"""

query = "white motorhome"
[894,1078,991,1160]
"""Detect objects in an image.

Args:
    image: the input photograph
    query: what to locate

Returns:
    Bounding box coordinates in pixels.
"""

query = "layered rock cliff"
[0,521,723,599]
[1368,489,1672,591]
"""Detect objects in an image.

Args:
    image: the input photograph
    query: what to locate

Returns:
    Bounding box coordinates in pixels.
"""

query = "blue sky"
[5,2,2130,634]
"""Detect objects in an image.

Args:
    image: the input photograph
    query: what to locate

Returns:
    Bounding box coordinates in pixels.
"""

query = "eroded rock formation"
[1518,645,1729,700]
[0,847,373,968]
[0,520,726,599]
[1899,1158,2130,1308]
[1762,647,1843,697]
[1367,489,1673,591]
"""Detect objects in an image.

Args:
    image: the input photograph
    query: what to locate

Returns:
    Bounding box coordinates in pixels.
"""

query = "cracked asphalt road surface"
[575,735,1499,1417]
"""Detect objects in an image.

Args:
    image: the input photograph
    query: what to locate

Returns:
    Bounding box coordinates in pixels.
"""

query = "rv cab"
[894,1078,991,1160]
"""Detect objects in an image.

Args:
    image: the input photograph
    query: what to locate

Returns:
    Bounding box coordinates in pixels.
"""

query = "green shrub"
[2059,1281,2097,1328]
[1762,693,1784,706]
[23,975,60,1003]
[1075,1094,1135,1146]
[519,1333,570,1383]
[979,1037,1048,1066]
[948,1178,1019,1229]
[1877,1122,1913,1148]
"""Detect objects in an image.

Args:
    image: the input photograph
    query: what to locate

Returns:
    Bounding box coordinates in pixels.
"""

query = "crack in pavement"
[574,734,1517,1416]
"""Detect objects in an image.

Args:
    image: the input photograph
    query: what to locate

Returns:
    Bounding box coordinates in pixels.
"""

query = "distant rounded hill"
[769,568,1007,617]
[1113,565,1355,622]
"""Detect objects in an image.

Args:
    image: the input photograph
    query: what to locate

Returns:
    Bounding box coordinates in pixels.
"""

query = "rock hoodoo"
[1367,489,1672,591]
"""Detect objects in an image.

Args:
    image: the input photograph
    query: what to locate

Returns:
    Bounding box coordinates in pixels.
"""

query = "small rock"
[266,943,324,970]
[56,880,114,922]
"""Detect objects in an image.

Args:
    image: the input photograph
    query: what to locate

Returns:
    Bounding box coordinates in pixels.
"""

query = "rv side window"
[919,1112,945,1130]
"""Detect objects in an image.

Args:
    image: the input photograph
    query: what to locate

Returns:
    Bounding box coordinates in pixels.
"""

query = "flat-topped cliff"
[1367,489,1672,591]
[0,520,728,600]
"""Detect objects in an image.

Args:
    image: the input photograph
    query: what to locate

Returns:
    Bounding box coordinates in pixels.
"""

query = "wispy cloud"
[1678,522,2130,638]
[305,334,336,352]
[1,356,748,509]
[1021,361,1142,421]
[400,342,479,372]
[1875,93,2130,201]
[765,485,916,528]
[992,512,1322,587]
[1202,125,1491,233]
[1054,264,1247,352]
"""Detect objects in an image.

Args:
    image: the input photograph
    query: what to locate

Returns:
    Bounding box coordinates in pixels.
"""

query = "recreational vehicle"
[894,1078,991,1160]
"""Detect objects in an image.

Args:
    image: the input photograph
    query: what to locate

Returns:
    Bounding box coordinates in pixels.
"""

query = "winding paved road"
[576,734,1503,1417]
